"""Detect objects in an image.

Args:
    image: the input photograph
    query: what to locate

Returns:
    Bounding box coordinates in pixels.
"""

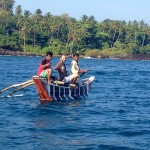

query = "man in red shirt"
[37,51,53,84]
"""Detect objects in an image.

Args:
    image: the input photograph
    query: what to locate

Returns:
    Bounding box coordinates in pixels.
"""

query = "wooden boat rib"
[33,75,95,101]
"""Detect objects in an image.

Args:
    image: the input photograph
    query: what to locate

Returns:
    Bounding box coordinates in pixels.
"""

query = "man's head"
[60,54,66,63]
[73,53,79,62]
[46,51,53,61]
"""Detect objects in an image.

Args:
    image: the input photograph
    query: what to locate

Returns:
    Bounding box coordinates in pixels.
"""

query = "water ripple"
[0,57,150,150]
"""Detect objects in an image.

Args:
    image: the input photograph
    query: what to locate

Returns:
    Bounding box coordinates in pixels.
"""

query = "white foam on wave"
[0,94,24,98]
[0,55,11,57]
[11,94,24,97]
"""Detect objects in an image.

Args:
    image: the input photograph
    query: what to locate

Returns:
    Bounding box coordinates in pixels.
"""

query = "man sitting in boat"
[37,51,53,84]
[63,53,87,83]
[54,54,68,81]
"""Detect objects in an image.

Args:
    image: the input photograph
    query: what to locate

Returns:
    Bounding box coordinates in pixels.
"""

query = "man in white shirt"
[63,53,87,83]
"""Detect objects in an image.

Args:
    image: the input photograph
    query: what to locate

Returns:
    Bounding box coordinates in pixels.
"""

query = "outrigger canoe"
[33,75,95,101]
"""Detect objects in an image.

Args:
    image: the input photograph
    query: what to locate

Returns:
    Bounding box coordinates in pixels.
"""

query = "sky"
[14,0,150,24]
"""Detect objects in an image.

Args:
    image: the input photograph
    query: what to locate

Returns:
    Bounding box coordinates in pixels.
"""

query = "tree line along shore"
[1,0,150,59]
[2,48,150,61]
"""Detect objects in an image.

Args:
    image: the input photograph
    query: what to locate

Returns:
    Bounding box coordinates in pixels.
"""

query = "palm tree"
[34,9,42,24]
[15,5,22,45]
[48,21,57,46]
[66,21,80,55]
[142,24,149,47]
[19,10,31,51]
[15,5,22,16]
[44,12,52,34]
[0,0,14,15]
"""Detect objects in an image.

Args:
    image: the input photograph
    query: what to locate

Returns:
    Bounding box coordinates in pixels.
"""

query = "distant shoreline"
[0,48,43,57]
[1,48,150,60]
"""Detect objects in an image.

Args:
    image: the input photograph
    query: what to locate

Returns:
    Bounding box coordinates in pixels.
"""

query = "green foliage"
[24,45,41,54]
[85,49,100,57]
[139,46,150,54]
[24,39,67,55]
[49,40,67,55]
[1,1,150,57]
[100,48,127,57]
[99,49,112,57]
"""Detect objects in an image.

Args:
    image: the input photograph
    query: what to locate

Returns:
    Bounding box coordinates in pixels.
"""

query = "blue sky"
[14,0,150,24]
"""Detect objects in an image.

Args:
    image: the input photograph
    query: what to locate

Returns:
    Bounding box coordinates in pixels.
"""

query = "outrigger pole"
[8,81,34,96]
[0,79,34,94]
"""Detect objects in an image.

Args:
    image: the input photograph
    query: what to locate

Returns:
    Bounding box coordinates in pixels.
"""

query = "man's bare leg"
[47,69,52,84]
[70,74,79,84]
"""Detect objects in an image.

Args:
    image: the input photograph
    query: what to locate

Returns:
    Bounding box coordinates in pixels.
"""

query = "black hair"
[60,54,66,57]
[46,51,53,57]
[73,53,79,57]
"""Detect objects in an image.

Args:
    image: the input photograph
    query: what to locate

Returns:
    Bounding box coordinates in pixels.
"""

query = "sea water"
[0,56,150,150]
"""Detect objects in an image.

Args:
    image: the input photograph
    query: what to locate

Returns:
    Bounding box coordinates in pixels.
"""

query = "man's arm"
[41,59,50,68]
[54,62,61,70]
[79,69,87,73]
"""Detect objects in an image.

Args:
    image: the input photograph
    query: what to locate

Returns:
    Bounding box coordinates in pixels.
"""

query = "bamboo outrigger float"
[33,75,95,101]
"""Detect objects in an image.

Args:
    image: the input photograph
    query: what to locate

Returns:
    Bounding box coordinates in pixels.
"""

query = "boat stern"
[32,75,53,101]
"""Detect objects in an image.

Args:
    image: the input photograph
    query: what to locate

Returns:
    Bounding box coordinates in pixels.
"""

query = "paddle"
[80,69,89,77]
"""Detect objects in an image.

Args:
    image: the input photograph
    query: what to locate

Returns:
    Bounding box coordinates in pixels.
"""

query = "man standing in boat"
[63,53,87,83]
[37,51,53,84]
[54,54,68,81]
